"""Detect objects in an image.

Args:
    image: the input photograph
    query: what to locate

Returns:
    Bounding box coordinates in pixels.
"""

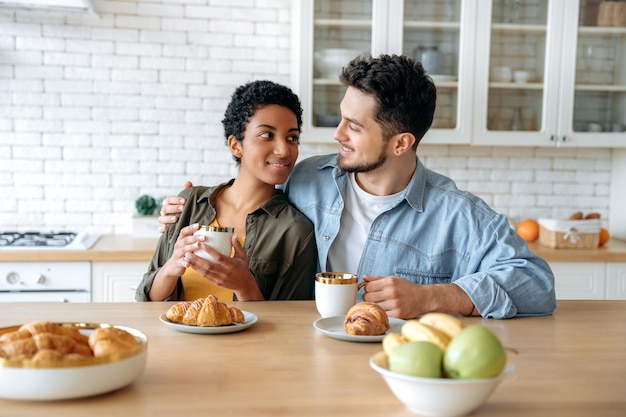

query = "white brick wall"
[0,0,614,234]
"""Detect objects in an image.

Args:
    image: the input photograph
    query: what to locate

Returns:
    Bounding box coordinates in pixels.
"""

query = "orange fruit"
[599,228,610,246]
[516,219,539,242]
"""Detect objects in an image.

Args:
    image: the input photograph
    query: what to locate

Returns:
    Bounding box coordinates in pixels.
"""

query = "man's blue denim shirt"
[282,154,557,319]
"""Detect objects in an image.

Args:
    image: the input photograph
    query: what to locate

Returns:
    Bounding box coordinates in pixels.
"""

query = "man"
[159,54,556,319]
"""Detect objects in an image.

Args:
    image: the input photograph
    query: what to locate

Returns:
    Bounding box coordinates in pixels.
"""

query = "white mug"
[315,272,363,318]
[193,226,234,262]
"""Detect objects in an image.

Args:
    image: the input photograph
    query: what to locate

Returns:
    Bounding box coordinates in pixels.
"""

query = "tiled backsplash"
[0,0,613,234]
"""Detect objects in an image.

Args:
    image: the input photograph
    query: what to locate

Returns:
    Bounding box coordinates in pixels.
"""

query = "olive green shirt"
[136,181,318,301]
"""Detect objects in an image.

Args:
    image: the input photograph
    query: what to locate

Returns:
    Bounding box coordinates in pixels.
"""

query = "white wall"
[0,0,614,234]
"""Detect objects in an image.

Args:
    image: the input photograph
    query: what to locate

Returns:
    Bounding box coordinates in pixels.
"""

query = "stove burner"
[0,232,77,247]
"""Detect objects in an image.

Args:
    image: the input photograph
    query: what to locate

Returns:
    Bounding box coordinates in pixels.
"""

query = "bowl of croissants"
[0,321,148,400]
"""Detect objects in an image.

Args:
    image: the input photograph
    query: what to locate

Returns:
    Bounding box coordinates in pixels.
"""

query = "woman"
[136,81,317,302]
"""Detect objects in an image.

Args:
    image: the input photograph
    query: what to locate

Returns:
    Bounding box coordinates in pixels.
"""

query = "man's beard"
[337,141,388,173]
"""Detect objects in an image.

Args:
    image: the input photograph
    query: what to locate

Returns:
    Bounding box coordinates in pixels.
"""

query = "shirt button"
[323,235,330,241]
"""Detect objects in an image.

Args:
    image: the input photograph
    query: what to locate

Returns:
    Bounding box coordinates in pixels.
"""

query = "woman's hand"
[162,223,203,275]
[184,235,264,301]
[149,223,203,301]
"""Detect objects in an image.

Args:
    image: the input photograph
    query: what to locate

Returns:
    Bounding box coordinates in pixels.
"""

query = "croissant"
[0,338,38,359]
[0,321,138,361]
[57,324,90,346]
[166,295,245,327]
[32,333,76,355]
[0,328,31,343]
[32,349,64,361]
[0,321,94,361]
[229,307,245,323]
[20,321,60,336]
[88,327,139,357]
[343,302,390,336]
[165,298,200,323]
[181,298,206,325]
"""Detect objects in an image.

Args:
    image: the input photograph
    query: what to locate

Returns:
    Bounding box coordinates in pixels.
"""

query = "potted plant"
[132,194,160,238]
[135,195,158,216]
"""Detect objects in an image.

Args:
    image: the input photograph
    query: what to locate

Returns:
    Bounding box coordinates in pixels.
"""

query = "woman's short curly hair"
[222,80,303,164]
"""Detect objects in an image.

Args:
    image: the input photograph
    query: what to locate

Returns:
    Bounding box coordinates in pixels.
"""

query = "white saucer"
[313,316,405,343]
[159,311,258,334]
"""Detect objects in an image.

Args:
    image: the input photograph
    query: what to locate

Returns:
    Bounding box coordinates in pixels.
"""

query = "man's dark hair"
[339,54,436,149]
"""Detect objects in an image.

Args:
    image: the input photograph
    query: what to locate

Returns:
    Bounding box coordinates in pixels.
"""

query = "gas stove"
[0,230,101,250]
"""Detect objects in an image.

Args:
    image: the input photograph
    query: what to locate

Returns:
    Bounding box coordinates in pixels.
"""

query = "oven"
[0,262,91,302]
[0,231,100,303]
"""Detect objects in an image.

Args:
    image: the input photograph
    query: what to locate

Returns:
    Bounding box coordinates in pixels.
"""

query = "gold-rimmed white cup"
[314,272,361,318]
[193,226,234,263]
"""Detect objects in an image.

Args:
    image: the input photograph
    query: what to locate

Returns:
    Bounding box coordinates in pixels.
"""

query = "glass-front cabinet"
[293,0,626,147]
[473,0,626,147]
[292,0,476,144]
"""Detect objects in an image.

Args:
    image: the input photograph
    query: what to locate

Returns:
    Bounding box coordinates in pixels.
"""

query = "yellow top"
[181,219,244,301]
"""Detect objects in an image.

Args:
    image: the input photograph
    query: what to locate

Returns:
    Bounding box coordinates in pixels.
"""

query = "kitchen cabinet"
[606,262,626,299]
[91,262,145,302]
[550,262,605,299]
[293,0,626,147]
[550,261,626,299]
[473,0,626,147]
[292,0,477,144]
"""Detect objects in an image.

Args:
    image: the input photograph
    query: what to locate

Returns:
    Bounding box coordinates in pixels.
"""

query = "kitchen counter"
[528,238,626,262]
[0,235,159,262]
[0,300,624,416]
[2,234,626,263]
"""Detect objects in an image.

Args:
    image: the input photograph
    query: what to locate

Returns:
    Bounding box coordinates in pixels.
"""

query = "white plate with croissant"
[160,311,258,334]
[314,316,405,343]
[160,296,258,334]
[314,302,406,343]
[0,321,147,400]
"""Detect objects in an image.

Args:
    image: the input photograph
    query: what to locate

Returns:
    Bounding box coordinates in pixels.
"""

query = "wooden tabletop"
[1,300,625,416]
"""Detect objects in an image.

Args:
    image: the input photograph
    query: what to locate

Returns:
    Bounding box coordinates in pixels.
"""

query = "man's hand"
[361,275,478,319]
[158,181,193,233]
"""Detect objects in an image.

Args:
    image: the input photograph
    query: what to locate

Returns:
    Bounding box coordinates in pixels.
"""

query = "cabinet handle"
[550,134,555,141]
[561,135,567,142]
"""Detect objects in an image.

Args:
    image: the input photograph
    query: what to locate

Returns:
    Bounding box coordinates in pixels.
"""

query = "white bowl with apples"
[369,313,514,417]
[370,352,514,417]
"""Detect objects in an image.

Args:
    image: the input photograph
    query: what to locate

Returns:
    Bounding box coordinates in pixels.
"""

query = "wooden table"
[1,301,625,416]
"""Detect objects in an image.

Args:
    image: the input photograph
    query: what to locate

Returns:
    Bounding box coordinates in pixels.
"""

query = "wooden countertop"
[1,234,626,263]
[0,235,159,262]
[528,238,626,262]
[0,300,624,416]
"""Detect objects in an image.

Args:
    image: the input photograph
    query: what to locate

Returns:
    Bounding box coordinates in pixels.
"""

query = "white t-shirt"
[327,173,404,274]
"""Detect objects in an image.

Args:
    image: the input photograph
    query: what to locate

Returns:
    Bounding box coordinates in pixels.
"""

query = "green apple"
[443,325,507,379]
[388,341,443,378]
